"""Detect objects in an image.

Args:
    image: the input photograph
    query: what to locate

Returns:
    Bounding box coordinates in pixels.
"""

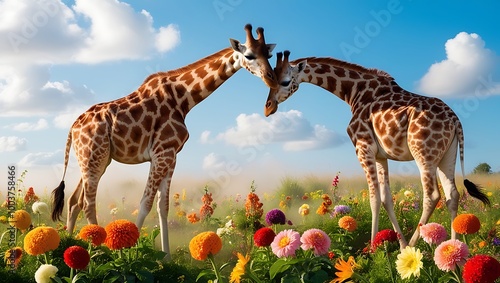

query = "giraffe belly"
[376,136,414,161]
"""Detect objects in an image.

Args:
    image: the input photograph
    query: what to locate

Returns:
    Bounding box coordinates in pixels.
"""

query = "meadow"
[1,172,500,283]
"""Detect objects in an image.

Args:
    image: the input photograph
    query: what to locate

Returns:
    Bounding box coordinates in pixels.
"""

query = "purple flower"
[265,209,286,226]
[333,205,351,216]
[493,237,500,246]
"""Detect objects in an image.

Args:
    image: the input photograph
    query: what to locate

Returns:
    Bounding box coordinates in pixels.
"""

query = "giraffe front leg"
[356,148,382,248]
[377,159,407,249]
[136,156,175,260]
[156,166,175,261]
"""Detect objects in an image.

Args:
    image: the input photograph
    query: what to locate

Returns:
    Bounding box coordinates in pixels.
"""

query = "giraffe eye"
[245,55,256,60]
[280,81,291,87]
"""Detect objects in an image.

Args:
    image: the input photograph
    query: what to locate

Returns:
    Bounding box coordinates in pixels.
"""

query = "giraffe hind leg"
[66,179,83,234]
[409,167,441,246]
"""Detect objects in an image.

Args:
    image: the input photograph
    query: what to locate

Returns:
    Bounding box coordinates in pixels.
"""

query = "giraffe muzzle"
[264,99,278,117]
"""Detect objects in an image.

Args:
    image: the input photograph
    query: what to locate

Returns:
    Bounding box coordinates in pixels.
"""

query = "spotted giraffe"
[51,24,277,258]
[264,51,489,248]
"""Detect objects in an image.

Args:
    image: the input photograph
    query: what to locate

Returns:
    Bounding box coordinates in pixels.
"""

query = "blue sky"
[1,0,499,197]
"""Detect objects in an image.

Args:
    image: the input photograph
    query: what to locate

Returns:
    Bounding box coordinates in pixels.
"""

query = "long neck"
[296,57,394,109]
[147,47,241,116]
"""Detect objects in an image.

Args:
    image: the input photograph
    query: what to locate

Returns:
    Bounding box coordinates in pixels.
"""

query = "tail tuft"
[51,181,65,221]
[464,179,490,206]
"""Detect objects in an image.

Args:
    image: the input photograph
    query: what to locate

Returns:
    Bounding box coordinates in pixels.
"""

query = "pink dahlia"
[420,223,448,246]
[462,255,500,283]
[434,239,469,271]
[300,228,331,256]
[271,229,301,258]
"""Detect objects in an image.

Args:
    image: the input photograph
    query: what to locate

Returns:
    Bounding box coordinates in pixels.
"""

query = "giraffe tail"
[51,130,72,221]
[457,120,490,206]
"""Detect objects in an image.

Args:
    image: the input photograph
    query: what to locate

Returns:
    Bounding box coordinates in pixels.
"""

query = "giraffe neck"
[145,47,242,116]
[295,57,396,109]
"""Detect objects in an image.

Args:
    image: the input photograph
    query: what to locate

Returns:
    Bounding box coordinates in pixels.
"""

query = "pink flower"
[300,228,331,256]
[420,223,448,246]
[434,239,469,271]
[271,229,301,258]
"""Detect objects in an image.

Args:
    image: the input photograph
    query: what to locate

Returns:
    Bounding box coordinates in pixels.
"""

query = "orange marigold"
[189,231,222,261]
[452,214,481,235]
[78,224,107,246]
[316,203,330,215]
[338,216,358,232]
[187,212,200,223]
[104,219,139,250]
[24,226,60,255]
[8,210,31,231]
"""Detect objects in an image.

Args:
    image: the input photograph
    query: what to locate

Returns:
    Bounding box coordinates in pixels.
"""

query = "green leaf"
[196,269,215,282]
[269,258,302,279]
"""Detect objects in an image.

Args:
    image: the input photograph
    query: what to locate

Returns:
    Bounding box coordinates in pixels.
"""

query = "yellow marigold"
[230,252,250,283]
[24,226,60,255]
[8,210,31,231]
[104,219,139,250]
[78,224,107,246]
[452,214,481,235]
[0,215,7,224]
[4,247,23,268]
[189,231,222,261]
[338,216,357,232]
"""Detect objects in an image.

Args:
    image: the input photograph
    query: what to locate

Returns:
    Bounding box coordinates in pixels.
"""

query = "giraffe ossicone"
[51,24,277,260]
[265,50,490,249]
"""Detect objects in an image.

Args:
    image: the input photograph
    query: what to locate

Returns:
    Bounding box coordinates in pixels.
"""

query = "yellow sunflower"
[229,253,250,283]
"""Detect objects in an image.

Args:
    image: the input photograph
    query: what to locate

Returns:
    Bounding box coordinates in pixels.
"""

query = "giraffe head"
[229,24,278,88]
[264,50,307,116]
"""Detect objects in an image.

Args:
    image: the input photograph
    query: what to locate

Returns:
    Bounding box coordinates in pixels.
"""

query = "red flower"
[372,229,398,249]
[254,227,276,247]
[462,255,500,283]
[63,246,90,270]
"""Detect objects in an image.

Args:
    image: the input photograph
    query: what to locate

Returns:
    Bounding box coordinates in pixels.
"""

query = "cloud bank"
[0,0,180,117]
[418,32,499,97]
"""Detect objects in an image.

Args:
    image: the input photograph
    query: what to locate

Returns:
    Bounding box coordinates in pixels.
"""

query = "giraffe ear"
[296,60,307,73]
[229,38,246,53]
[267,44,276,54]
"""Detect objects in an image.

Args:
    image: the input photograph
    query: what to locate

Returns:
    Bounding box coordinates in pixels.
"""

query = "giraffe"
[51,24,278,259]
[264,51,489,248]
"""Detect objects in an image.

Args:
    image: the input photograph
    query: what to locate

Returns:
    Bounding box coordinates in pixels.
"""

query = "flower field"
[2,173,500,283]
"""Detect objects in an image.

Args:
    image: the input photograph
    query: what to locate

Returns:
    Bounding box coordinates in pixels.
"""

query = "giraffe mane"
[143,47,234,83]
[293,57,395,81]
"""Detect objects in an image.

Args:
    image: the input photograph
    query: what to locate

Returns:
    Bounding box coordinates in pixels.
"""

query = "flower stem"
[208,253,227,283]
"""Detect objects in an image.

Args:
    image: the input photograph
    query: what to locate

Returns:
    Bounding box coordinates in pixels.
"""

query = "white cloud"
[0,136,27,152]
[0,65,94,117]
[200,130,212,144]
[418,32,500,97]
[215,110,347,151]
[0,0,180,117]
[6,118,49,131]
[202,153,226,170]
[156,24,181,53]
[18,150,62,167]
